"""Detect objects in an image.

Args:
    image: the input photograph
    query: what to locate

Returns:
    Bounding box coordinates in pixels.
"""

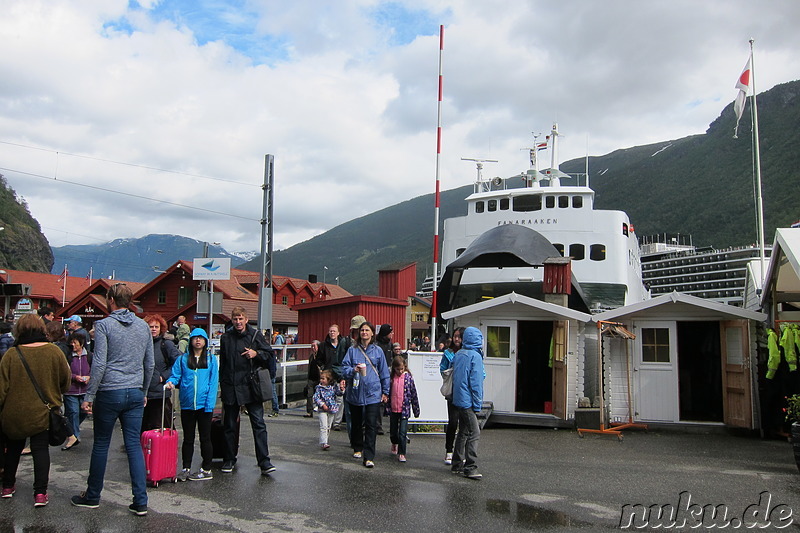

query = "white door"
[633,321,679,422]
[481,320,517,413]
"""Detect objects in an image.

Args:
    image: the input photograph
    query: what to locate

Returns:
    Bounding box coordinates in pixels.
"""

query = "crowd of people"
[0,298,486,515]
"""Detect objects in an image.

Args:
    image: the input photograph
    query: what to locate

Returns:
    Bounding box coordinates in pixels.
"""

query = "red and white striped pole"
[430,24,444,350]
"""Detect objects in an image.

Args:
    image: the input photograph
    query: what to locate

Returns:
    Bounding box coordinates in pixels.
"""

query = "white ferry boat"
[436,124,649,315]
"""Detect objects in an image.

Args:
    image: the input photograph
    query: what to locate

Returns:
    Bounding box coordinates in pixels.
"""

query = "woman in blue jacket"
[341,321,389,468]
[166,328,219,482]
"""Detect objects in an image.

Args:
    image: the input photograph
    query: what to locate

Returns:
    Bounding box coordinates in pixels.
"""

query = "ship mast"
[462,157,498,193]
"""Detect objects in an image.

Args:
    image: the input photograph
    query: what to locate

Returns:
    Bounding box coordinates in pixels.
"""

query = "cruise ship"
[640,233,771,307]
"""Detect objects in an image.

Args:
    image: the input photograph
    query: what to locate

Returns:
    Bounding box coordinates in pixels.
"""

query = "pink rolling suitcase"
[141,387,178,487]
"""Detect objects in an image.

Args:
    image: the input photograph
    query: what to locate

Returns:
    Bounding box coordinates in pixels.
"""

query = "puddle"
[487,499,592,529]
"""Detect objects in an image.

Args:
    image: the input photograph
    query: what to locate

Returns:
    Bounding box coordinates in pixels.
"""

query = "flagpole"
[430,24,444,351]
[88,266,93,286]
[62,264,67,306]
[749,38,766,284]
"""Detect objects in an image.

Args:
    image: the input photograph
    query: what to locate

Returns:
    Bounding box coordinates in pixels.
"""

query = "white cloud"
[1,0,799,254]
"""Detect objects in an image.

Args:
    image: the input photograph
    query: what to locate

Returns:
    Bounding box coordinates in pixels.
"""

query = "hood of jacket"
[190,327,209,343]
[176,323,191,340]
[462,327,484,355]
[108,309,137,326]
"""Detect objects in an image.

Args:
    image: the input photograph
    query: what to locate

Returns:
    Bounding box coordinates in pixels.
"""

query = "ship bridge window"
[572,196,583,208]
[553,243,565,256]
[456,248,466,257]
[558,195,569,208]
[622,223,629,236]
[500,198,509,210]
[475,201,484,213]
[590,244,606,261]
[545,196,555,208]
[488,199,497,212]
[513,194,541,212]
[569,244,585,260]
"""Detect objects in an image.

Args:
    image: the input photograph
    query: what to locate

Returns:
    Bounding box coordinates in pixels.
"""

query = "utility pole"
[258,155,274,333]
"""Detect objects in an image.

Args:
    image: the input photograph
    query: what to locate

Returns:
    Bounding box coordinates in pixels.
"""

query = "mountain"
[51,234,254,283]
[0,173,54,273]
[239,79,800,295]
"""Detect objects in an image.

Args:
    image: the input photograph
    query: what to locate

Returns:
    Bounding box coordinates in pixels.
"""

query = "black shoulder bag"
[247,329,274,403]
[16,347,70,446]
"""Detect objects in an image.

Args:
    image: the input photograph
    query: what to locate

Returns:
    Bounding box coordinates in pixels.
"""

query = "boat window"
[590,244,606,261]
[545,196,555,208]
[572,196,583,208]
[488,199,497,212]
[558,195,569,208]
[642,327,670,363]
[455,248,466,258]
[513,195,541,212]
[486,325,511,358]
[622,223,629,236]
[499,198,509,210]
[569,244,585,260]
[553,244,565,256]
[475,201,484,213]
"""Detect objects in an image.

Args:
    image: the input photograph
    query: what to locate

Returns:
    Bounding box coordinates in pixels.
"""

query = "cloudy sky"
[1,0,798,254]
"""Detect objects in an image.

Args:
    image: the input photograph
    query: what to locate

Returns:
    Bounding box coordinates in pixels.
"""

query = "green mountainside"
[242,79,800,295]
[0,174,53,273]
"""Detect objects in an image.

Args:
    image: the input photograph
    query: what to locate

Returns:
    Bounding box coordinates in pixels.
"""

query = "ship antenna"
[521,132,543,172]
[461,157,498,193]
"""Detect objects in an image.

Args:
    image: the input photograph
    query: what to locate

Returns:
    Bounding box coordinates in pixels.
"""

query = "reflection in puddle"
[487,499,591,529]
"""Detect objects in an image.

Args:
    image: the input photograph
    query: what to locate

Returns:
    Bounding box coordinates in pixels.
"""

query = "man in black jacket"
[219,307,276,475]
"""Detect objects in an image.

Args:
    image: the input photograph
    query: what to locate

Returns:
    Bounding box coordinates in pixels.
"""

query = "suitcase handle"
[161,383,175,432]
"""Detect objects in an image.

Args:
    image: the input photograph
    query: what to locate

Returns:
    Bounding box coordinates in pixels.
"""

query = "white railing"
[271,343,312,407]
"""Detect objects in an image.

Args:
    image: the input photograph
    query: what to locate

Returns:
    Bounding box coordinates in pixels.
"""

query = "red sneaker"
[34,493,49,507]
[1,486,15,498]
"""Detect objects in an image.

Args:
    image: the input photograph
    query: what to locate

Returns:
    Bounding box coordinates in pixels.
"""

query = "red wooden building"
[294,263,417,346]
[133,260,350,333]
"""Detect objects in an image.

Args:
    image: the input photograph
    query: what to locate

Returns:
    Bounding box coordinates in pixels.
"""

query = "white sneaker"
[444,453,453,465]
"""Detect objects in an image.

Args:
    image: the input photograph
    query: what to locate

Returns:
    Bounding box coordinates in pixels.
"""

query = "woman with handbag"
[0,314,70,507]
[341,321,390,468]
[439,327,465,466]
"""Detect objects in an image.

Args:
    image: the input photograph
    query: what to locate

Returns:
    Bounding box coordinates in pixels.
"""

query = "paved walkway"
[0,409,797,532]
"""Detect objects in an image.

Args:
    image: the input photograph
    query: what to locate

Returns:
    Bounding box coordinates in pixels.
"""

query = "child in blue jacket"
[166,328,219,481]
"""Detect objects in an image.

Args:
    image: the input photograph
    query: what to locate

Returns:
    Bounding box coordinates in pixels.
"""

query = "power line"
[0,140,259,187]
[0,166,259,222]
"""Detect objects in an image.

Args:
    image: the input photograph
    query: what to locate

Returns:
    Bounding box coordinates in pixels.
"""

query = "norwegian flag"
[536,141,548,151]
[57,266,68,282]
[733,57,752,138]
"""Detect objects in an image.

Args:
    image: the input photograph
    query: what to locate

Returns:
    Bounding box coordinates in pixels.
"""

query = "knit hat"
[378,324,393,338]
[350,315,367,330]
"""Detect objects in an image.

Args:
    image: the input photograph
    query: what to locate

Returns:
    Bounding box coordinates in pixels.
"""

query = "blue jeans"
[271,377,279,412]
[63,394,87,439]
[389,413,409,455]
[85,388,147,506]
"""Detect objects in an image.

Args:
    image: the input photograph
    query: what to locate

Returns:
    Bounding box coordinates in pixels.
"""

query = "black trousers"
[348,402,381,461]
[180,410,213,470]
[445,398,459,453]
[141,397,173,432]
[3,430,49,495]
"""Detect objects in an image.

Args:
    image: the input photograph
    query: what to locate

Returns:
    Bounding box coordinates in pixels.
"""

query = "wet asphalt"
[0,409,798,532]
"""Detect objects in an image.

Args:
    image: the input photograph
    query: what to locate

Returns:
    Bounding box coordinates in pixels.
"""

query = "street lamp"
[323,266,328,284]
